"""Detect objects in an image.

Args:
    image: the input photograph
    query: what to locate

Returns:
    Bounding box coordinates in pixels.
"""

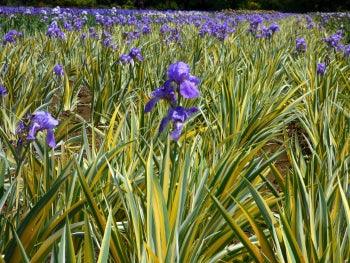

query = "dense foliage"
[2,0,350,11]
[0,7,350,262]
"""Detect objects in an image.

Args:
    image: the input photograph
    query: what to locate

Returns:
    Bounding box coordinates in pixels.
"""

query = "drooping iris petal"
[27,122,40,140]
[144,97,160,113]
[145,81,177,113]
[179,80,200,99]
[170,106,187,122]
[135,54,144,61]
[185,107,199,117]
[159,114,171,133]
[46,129,56,148]
[170,122,184,141]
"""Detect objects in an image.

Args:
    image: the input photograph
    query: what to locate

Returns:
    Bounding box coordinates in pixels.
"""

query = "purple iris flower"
[141,24,151,35]
[160,24,171,35]
[89,27,98,39]
[103,37,112,47]
[53,64,64,76]
[3,30,22,44]
[258,26,272,38]
[324,34,341,49]
[27,111,59,148]
[47,21,65,39]
[269,23,280,33]
[317,63,326,75]
[81,33,87,40]
[129,47,144,61]
[248,15,263,35]
[144,80,177,113]
[296,38,307,52]
[0,85,7,96]
[159,106,198,140]
[64,22,74,31]
[145,62,200,140]
[167,62,200,99]
[119,54,132,64]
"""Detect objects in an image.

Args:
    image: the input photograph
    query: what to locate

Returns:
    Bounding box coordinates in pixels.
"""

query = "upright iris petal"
[167,62,190,83]
[269,23,280,33]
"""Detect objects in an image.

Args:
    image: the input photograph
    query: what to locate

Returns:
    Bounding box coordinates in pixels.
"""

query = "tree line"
[1,0,349,12]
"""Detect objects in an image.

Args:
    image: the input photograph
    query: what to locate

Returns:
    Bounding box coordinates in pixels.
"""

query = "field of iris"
[0,6,349,262]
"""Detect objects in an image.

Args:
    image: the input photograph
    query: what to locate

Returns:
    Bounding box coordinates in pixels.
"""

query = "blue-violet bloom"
[53,64,64,77]
[27,111,59,148]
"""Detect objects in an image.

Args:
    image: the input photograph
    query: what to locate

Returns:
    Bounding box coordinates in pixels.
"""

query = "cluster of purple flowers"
[247,15,279,39]
[89,27,98,39]
[323,31,350,57]
[256,23,280,39]
[119,47,143,64]
[16,111,59,148]
[248,15,263,35]
[102,30,117,50]
[323,31,343,49]
[63,21,74,32]
[199,21,235,41]
[122,30,141,44]
[140,24,152,35]
[343,45,350,57]
[47,21,66,39]
[3,30,22,45]
[145,62,200,140]
[296,38,307,53]
[305,16,315,29]
[159,24,182,44]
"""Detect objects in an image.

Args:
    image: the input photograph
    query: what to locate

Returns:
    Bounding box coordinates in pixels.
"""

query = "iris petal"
[170,122,184,141]
[46,129,56,148]
[27,123,40,140]
[144,97,160,113]
[179,80,200,99]
[159,115,171,133]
